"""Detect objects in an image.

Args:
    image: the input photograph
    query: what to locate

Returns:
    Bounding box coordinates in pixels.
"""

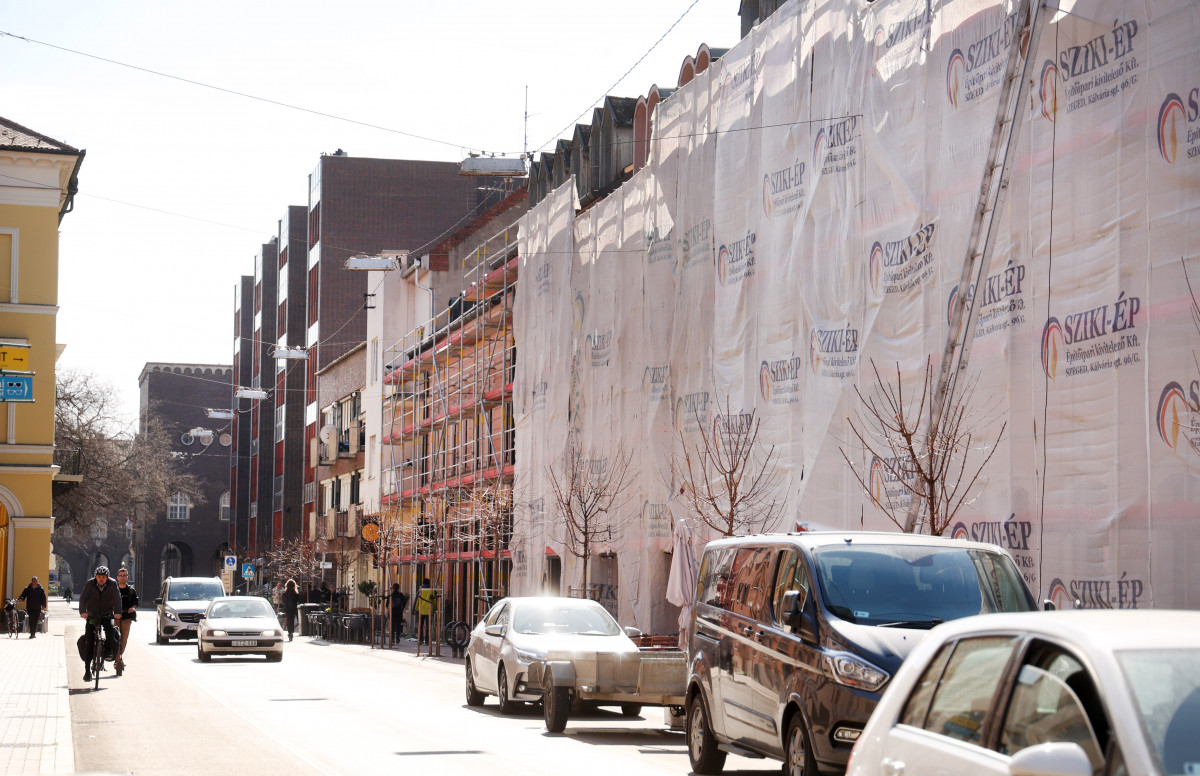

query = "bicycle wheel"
[92,643,102,690]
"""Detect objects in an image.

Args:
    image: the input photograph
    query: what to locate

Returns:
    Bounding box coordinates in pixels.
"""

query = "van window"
[697,547,735,608]
[772,550,811,624]
[814,545,1034,626]
[727,547,773,620]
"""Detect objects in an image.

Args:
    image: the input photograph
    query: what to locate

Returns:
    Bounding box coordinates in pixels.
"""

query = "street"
[63,604,778,776]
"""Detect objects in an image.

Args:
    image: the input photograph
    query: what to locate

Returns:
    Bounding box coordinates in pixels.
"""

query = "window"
[219,491,231,522]
[726,547,773,620]
[772,549,811,624]
[999,644,1107,771]
[921,636,1018,745]
[167,493,191,521]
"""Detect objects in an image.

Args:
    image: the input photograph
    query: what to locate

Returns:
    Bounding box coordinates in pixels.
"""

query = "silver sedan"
[196,596,285,662]
[465,596,639,713]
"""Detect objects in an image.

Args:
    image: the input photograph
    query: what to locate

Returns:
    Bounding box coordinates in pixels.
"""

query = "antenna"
[523,85,529,161]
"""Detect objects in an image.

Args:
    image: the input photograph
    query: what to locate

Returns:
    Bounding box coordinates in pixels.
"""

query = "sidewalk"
[0,598,75,775]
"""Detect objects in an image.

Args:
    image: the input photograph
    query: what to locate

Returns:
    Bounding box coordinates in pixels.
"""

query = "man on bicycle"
[78,566,120,683]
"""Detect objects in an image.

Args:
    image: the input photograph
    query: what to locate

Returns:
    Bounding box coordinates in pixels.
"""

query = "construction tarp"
[514,0,1200,633]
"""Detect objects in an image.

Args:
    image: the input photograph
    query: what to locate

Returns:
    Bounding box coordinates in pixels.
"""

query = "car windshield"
[1116,648,1200,776]
[208,599,275,619]
[813,544,1034,626]
[511,601,621,636]
[170,583,226,602]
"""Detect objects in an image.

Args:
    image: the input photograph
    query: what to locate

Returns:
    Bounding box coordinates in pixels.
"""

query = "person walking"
[16,576,47,638]
[281,579,300,641]
[388,583,408,642]
[414,578,438,647]
[115,568,138,672]
[78,566,120,683]
[62,584,72,602]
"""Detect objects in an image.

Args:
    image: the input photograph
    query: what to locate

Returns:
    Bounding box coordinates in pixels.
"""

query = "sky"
[1,0,737,423]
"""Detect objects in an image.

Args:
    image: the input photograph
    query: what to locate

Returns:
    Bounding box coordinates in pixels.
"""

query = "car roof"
[930,610,1200,651]
[497,596,606,607]
[166,577,223,584]
[208,596,270,604]
[702,530,1012,554]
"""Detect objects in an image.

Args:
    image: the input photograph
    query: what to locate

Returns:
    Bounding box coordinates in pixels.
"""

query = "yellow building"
[0,117,84,602]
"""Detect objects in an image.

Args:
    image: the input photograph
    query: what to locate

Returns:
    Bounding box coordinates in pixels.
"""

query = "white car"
[465,597,640,714]
[196,596,285,662]
[847,610,1200,776]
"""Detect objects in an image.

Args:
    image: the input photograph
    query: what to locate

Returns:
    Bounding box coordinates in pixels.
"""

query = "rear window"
[813,545,1034,627]
[168,581,226,602]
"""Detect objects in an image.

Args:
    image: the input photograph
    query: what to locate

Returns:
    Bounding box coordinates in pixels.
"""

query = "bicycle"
[4,600,27,637]
[85,616,115,690]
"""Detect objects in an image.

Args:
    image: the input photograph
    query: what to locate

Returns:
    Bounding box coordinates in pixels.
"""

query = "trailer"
[526,645,688,733]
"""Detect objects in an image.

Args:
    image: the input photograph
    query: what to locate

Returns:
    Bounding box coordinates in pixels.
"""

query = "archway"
[53,553,75,595]
[160,542,194,581]
[91,552,111,574]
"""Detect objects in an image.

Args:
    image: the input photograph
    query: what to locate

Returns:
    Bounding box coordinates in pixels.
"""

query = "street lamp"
[272,347,308,360]
[235,387,268,400]
[344,254,400,271]
[459,155,527,177]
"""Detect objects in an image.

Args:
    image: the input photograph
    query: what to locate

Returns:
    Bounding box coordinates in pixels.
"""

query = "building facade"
[0,117,83,601]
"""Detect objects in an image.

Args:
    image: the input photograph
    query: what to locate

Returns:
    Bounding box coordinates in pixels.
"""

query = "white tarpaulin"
[514,0,1200,633]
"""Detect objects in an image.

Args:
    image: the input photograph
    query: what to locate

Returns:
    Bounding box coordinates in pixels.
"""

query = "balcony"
[53,448,83,483]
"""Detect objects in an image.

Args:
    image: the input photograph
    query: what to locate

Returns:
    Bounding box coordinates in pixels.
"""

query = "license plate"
[230,640,258,647]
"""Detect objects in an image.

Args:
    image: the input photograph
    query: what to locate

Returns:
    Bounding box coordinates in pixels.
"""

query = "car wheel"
[687,693,727,775]
[783,713,815,776]
[197,642,211,663]
[267,652,283,663]
[497,665,518,715]
[465,660,485,707]
[544,681,570,733]
[156,628,168,645]
[621,703,642,718]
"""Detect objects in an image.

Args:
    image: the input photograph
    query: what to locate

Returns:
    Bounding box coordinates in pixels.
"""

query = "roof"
[929,610,1200,651]
[605,96,638,126]
[0,116,80,155]
[572,124,591,145]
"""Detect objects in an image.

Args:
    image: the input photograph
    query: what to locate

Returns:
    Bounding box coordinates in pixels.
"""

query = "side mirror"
[1008,742,1092,776]
[624,626,643,639]
[783,590,819,645]
[1042,599,1056,611]
[154,598,163,605]
[485,624,504,637]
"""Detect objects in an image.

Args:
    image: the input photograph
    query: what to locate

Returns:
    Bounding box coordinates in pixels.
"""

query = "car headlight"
[825,652,889,692]
[514,648,544,663]
[164,610,179,622]
[261,629,281,637]
[209,630,227,637]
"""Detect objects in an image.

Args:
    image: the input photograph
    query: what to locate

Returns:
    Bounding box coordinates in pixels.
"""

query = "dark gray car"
[684,531,1039,775]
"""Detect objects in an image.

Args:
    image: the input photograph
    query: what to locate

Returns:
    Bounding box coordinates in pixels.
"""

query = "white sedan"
[465,597,640,714]
[847,610,1200,776]
[196,596,285,662]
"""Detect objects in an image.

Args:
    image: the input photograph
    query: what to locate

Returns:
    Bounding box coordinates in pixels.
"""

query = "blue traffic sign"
[0,374,34,403]
[224,555,237,570]
[241,563,255,579]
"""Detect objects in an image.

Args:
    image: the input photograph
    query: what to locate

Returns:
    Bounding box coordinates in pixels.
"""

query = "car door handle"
[881,757,905,776]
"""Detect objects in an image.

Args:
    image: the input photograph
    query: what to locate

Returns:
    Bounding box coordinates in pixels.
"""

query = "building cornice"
[0,302,59,315]
[0,464,57,474]
[0,444,55,455]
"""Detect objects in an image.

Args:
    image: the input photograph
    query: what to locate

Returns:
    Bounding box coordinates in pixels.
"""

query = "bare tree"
[1176,258,1200,456]
[545,445,635,595]
[841,358,1006,536]
[262,537,321,589]
[53,370,202,537]
[670,398,785,537]
[454,482,515,617]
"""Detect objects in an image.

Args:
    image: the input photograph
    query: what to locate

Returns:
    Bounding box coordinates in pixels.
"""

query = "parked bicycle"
[3,599,27,637]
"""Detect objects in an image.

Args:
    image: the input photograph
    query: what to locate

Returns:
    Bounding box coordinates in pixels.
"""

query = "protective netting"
[514,0,1200,631]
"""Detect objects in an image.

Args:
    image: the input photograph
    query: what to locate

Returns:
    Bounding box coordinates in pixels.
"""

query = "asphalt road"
[66,612,780,775]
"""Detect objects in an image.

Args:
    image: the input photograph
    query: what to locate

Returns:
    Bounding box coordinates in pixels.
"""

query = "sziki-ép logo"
[758,353,803,405]
[535,261,552,297]
[718,54,755,110]
[1046,574,1145,609]
[677,218,713,276]
[945,260,1027,338]
[1155,380,1200,452]
[642,501,671,538]
[572,291,586,335]
[1039,19,1139,123]
[1157,90,1199,166]
[762,159,806,218]
[712,411,755,447]
[717,232,757,286]
[867,454,916,509]
[530,379,549,413]
[585,329,613,367]
[809,324,859,379]
[643,364,670,403]
[869,221,936,296]
[946,10,1019,108]
[813,115,858,175]
[871,5,931,69]
[674,391,710,433]
[1040,291,1141,380]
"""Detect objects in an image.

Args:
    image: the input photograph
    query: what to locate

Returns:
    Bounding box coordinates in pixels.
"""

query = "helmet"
[94,566,110,576]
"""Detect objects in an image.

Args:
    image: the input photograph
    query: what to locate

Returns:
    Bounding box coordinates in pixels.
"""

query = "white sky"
[1,0,737,422]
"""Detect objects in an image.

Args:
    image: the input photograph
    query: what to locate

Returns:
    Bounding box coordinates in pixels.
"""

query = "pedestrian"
[318,581,332,607]
[281,579,299,641]
[78,566,120,683]
[62,584,72,602]
[16,576,48,638]
[115,568,138,672]
[271,582,282,609]
[388,583,408,641]
[414,578,438,646]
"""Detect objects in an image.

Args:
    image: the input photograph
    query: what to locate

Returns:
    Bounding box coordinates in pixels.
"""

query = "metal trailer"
[527,648,688,733]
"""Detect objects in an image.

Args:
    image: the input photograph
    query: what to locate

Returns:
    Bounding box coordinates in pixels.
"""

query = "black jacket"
[118,584,139,620]
[79,578,120,618]
[18,584,47,611]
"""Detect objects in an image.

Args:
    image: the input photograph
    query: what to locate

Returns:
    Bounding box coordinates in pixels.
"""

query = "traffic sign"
[224,555,237,570]
[0,344,31,372]
[0,373,34,403]
[319,561,333,569]
[241,563,254,579]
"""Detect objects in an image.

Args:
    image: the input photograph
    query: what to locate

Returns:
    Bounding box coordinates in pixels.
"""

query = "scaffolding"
[380,224,519,644]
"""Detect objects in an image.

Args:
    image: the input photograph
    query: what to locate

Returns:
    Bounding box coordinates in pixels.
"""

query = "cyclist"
[115,568,138,672]
[78,566,120,683]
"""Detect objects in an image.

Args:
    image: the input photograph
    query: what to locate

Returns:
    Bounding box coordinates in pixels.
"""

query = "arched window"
[168,492,191,521]
[219,491,231,522]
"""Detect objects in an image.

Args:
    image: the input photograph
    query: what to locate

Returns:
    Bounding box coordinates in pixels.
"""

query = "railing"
[53,448,83,477]
[335,510,349,537]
